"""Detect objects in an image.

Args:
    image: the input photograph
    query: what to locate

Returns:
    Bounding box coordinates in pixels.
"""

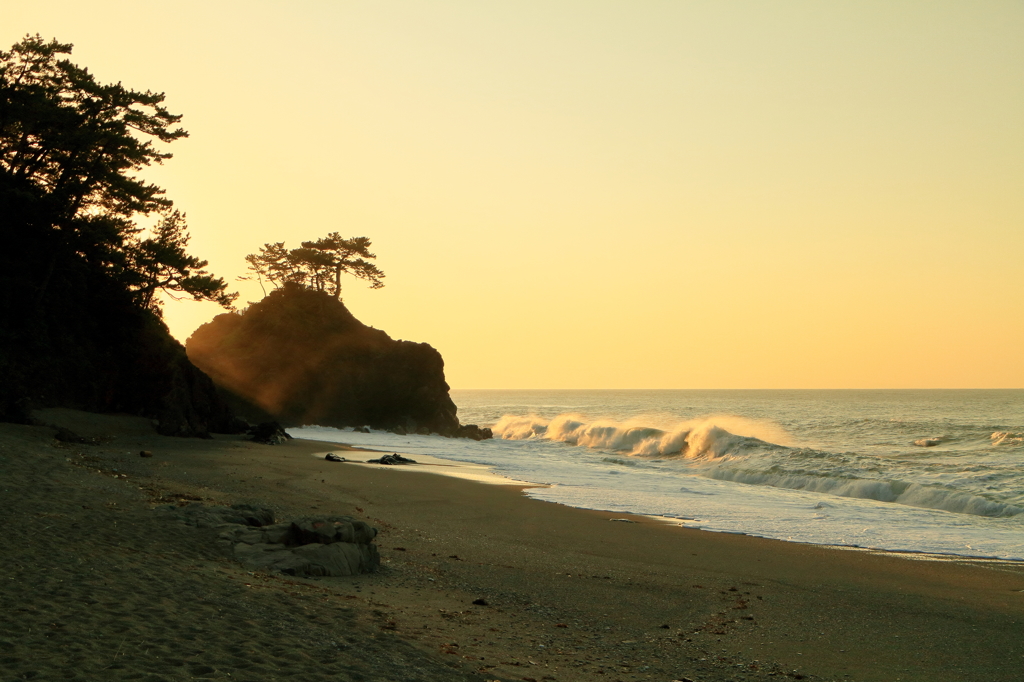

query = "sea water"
[292,389,1024,560]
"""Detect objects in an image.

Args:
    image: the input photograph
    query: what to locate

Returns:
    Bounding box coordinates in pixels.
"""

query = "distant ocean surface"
[293,389,1024,561]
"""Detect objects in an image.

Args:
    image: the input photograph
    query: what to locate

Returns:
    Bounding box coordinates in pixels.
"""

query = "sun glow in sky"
[7,1,1023,388]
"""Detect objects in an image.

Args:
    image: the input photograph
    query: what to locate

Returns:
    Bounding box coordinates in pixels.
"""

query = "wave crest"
[991,431,1024,446]
[491,413,784,460]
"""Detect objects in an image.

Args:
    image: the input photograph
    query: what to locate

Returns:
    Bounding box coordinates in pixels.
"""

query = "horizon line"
[448,387,1024,391]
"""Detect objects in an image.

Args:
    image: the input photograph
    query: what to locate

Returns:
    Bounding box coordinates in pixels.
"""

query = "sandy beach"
[2,410,1023,682]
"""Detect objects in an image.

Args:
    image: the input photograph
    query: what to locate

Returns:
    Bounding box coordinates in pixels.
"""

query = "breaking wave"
[708,467,1023,518]
[492,413,787,460]
[991,431,1024,446]
[491,413,1024,518]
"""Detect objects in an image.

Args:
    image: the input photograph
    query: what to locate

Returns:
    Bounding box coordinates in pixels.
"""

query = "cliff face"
[185,285,461,435]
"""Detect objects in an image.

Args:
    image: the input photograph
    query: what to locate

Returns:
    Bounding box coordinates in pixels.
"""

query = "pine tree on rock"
[244,233,384,300]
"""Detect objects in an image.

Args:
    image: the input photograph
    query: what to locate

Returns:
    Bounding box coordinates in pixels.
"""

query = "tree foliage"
[130,211,237,309]
[0,36,240,428]
[244,233,384,300]
[0,34,234,310]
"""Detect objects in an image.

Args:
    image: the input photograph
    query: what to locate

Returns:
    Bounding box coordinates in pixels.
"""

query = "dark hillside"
[0,177,238,436]
[0,36,241,436]
[186,285,466,435]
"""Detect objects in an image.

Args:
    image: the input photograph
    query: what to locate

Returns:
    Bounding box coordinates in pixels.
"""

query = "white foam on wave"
[991,431,1024,446]
[294,415,1024,559]
[492,413,789,460]
[707,466,1023,518]
[490,413,1024,519]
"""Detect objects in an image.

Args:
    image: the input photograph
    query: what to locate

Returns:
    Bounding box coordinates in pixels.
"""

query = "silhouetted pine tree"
[0,35,237,434]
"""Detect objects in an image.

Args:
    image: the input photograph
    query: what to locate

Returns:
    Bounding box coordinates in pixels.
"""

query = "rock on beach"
[158,503,380,577]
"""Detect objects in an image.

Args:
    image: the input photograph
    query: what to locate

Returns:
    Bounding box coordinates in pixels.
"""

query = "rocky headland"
[186,284,491,439]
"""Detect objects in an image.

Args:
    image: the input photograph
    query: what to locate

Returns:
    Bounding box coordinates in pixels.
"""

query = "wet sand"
[2,409,1023,681]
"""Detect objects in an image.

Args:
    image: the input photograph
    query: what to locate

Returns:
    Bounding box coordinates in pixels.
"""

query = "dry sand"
[2,409,1023,682]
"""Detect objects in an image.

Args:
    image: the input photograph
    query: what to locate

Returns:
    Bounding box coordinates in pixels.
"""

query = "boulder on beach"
[368,453,417,465]
[157,504,380,577]
[222,515,380,577]
[289,516,378,545]
[249,421,292,445]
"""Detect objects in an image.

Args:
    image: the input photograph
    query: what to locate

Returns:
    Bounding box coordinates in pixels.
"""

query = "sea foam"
[706,466,1023,517]
[492,413,785,460]
[991,431,1024,446]
[490,411,1024,518]
[305,389,1024,559]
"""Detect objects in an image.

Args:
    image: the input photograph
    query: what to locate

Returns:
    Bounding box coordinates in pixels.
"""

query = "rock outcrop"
[248,421,293,445]
[157,503,380,577]
[186,284,487,437]
[225,517,380,577]
[367,453,417,465]
[453,423,494,441]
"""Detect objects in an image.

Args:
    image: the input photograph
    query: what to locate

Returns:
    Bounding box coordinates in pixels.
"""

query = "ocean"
[292,389,1024,561]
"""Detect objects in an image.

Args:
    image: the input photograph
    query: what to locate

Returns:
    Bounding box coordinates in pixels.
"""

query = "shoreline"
[297,420,1024,563]
[310,448,544,488]
[637,511,1024,566]
[312,433,1024,565]
[4,410,1024,681]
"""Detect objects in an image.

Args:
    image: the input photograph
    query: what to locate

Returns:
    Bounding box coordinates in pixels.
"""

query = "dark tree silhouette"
[0,35,238,433]
[244,233,384,300]
[131,211,237,310]
[0,34,234,309]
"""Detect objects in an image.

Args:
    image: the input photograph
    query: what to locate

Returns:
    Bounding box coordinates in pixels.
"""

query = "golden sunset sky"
[7,1,1023,388]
